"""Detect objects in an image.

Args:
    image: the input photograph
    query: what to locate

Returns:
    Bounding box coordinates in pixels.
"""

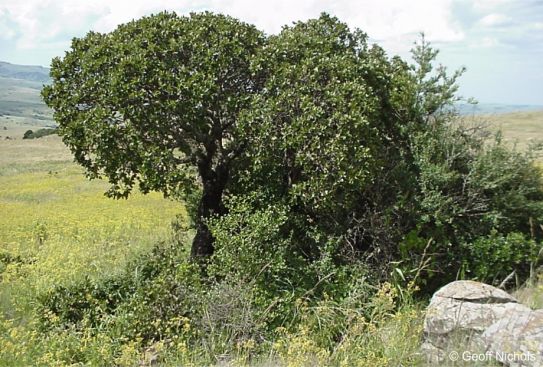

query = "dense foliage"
[42,12,264,257]
[29,10,543,366]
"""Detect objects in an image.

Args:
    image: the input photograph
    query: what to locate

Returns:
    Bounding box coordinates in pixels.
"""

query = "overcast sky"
[0,0,542,105]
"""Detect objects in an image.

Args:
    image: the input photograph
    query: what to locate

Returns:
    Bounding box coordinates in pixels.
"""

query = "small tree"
[42,12,264,258]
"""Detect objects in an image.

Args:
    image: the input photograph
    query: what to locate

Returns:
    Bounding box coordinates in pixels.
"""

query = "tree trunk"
[190,162,228,259]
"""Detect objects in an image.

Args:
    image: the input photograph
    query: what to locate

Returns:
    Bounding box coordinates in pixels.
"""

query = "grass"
[0,132,185,365]
[467,110,543,153]
[1,169,182,285]
[0,135,184,280]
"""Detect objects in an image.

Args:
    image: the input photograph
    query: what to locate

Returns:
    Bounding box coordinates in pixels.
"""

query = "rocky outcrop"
[423,280,542,366]
[483,309,543,366]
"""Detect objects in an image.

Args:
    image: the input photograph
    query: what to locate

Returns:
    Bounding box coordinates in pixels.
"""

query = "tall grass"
[0,136,184,365]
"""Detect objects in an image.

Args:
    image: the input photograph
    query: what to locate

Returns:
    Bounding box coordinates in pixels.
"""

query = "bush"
[36,242,198,336]
[23,129,33,139]
[22,128,58,139]
[407,124,543,289]
[460,231,542,286]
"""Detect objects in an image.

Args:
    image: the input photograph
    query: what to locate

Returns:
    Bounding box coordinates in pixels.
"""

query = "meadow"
[0,131,185,365]
[476,110,543,153]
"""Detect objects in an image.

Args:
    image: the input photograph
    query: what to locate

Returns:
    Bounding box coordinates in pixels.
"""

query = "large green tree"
[43,10,543,274]
[233,14,422,259]
[42,12,264,258]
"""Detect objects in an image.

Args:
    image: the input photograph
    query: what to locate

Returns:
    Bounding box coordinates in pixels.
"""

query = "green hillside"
[0,62,53,130]
[0,61,50,83]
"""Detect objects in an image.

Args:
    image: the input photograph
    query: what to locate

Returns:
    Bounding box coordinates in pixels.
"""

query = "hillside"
[0,61,50,83]
[0,62,53,129]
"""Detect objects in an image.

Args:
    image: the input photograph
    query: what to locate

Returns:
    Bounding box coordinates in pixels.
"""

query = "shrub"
[408,124,543,289]
[36,242,197,335]
[22,128,58,139]
[460,231,542,286]
[22,130,33,139]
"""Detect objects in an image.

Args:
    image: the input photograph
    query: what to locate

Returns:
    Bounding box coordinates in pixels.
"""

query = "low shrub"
[36,242,196,333]
[22,128,58,139]
[460,231,542,286]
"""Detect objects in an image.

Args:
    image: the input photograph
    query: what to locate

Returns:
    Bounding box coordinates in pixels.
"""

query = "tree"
[232,14,422,261]
[43,10,543,279]
[42,12,264,258]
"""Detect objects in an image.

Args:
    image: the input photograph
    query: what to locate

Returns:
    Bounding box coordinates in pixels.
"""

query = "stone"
[423,280,531,363]
[483,309,543,366]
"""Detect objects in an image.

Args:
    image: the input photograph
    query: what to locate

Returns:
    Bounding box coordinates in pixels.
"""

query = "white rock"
[423,280,531,363]
[483,309,543,367]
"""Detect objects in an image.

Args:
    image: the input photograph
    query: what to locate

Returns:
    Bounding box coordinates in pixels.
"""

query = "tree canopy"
[43,12,543,274]
[43,12,264,257]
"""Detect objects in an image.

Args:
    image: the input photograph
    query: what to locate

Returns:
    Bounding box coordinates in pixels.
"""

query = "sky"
[0,0,542,105]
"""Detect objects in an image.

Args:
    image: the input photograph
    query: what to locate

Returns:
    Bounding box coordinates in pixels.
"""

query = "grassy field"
[0,132,185,365]
[0,133,185,282]
[467,110,543,153]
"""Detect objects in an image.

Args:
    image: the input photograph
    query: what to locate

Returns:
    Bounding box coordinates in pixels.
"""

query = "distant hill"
[457,103,543,115]
[0,61,50,83]
[0,62,53,125]
[0,76,52,123]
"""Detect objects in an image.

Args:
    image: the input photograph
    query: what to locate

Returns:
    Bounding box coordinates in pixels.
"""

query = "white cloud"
[478,13,511,27]
[0,0,110,49]
[92,0,208,33]
[471,0,513,11]
[209,0,464,56]
[0,0,464,56]
[0,9,16,39]
[337,0,463,43]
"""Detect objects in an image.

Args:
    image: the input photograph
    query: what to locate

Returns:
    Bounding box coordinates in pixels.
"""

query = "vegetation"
[22,127,58,139]
[42,12,265,258]
[0,10,541,366]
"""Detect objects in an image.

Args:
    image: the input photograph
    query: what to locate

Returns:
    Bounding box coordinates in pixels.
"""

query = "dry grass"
[472,110,543,152]
[0,134,71,167]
